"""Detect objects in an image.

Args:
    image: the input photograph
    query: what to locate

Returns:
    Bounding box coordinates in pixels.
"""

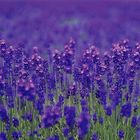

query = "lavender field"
[0,0,140,140]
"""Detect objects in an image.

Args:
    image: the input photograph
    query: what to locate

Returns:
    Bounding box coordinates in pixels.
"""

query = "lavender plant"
[0,38,139,140]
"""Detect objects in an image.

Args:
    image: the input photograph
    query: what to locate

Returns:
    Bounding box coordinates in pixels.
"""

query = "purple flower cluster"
[77,111,90,139]
[42,105,62,128]
[0,38,139,139]
[64,106,76,128]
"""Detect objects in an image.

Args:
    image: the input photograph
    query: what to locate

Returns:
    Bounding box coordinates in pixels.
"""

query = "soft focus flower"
[105,106,112,116]
[63,127,69,137]
[93,113,97,124]
[0,132,7,140]
[68,136,75,140]
[120,102,132,118]
[64,106,76,128]
[47,135,59,140]
[12,131,22,140]
[42,105,62,128]
[99,117,104,125]
[12,117,19,127]
[131,116,137,128]
[92,133,99,140]
[136,127,140,140]
[0,104,9,122]
[118,130,124,139]
[77,111,90,138]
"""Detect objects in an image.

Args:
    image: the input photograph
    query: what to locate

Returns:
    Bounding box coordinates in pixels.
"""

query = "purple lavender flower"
[118,130,124,139]
[0,132,7,140]
[99,117,104,125]
[57,95,64,106]
[136,127,140,140]
[22,113,33,122]
[77,111,90,138]
[17,78,35,101]
[120,102,132,118]
[64,106,76,128]
[80,99,88,112]
[131,116,137,128]
[63,127,69,137]
[0,104,9,122]
[92,133,99,140]
[105,106,112,116]
[12,131,22,140]
[12,117,19,127]
[42,105,62,128]
[47,135,59,140]
[35,99,44,115]
[68,136,75,140]
[93,113,97,124]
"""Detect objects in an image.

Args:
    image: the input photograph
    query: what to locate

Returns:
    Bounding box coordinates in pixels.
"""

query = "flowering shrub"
[0,38,139,140]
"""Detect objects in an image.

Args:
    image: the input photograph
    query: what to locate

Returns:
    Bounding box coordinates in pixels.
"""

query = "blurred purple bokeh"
[0,0,140,54]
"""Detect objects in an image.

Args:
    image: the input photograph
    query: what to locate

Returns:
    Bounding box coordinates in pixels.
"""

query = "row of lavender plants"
[0,39,140,140]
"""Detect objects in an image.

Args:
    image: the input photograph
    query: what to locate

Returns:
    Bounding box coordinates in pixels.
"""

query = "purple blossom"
[42,105,62,128]
[92,133,99,140]
[0,104,9,122]
[118,130,124,139]
[47,135,59,140]
[131,116,137,128]
[77,111,90,138]
[0,132,7,140]
[12,117,19,127]
[64,106,76,128]
[120,102,132,118]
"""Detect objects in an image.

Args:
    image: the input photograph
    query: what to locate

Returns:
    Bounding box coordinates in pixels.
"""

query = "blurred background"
[0,0,140,54]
